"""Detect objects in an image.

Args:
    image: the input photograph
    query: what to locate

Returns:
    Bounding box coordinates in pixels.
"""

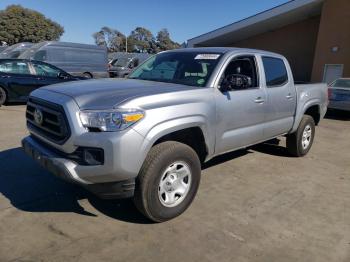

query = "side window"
[221,55,259,90]
[262,57,288,87]
[32,63,61,77]
[0,61,31,75]
[33,50,47,61]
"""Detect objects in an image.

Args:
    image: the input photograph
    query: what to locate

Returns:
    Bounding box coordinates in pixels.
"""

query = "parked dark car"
[328,78,350,112]
[0,59,85,106]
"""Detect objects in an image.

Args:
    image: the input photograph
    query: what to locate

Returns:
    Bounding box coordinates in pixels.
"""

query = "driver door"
[215,55,267,154]
[30,61,65,87]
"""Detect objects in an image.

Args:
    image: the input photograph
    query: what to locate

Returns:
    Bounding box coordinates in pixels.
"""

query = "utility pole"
[125,34,128,53]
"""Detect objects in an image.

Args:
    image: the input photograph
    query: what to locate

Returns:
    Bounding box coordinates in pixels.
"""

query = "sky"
[0,0,288,45]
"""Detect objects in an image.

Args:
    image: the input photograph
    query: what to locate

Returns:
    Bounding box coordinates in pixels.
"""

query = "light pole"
[125,33,128,53]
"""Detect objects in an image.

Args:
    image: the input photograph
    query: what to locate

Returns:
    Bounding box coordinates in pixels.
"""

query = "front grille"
[26,97,71,144]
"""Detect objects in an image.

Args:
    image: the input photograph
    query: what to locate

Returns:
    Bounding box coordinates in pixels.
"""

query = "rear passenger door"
[261,56,297,138]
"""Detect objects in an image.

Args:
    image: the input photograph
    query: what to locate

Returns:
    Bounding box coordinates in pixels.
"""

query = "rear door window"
[262,57,288,87]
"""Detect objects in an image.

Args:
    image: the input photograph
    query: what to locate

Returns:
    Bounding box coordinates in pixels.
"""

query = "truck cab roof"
[166,47,284,58]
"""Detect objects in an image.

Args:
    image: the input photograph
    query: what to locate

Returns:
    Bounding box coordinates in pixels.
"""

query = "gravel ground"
[0,105,349,262]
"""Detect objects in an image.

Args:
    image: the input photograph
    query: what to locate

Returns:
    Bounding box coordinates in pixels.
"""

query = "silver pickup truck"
[22,48,328,222]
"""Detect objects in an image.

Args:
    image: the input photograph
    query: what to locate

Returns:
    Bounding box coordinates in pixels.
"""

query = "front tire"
[286,115,315,157]
[83,72,93,79]
[134,141,201,222]
[0,87,7,106]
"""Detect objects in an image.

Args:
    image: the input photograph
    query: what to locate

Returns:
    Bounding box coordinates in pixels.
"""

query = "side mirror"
[134,59,139,67]
[219,80,232,92]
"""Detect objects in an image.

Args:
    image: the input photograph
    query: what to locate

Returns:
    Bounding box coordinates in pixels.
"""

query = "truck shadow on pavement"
[203,138,290,169]
[0,142,289,224]
[250,138,291,157]
[0,147,151,224]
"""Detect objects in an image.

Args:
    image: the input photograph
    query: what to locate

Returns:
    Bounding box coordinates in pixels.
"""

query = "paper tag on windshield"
[194,54,220,60]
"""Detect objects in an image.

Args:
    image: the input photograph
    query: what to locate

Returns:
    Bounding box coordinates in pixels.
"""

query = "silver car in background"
[108,53,151,78]
[19,41,108,78]
[328,78,350,112]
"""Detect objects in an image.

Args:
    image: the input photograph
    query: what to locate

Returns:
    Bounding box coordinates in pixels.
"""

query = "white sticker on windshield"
[194,54,220,60]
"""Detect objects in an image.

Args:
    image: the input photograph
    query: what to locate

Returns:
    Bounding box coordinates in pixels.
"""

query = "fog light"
[83,148,104,165]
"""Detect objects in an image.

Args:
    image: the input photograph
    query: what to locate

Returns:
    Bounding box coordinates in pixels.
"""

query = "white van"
[19,41,108,78]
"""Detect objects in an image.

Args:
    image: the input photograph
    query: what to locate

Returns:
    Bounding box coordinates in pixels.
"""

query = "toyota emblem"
[34,108,44,125]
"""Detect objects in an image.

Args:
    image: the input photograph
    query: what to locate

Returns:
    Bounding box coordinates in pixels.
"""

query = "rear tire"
[133,141,201,222]
[286,115,315,157]
[0,87,7,107]
[83,72,93,79]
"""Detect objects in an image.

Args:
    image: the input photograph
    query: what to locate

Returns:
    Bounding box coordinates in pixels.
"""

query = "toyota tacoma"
[22,48,328,222]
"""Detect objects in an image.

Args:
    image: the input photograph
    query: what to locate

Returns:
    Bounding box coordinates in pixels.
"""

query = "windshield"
[0,45,17,58]
[129,51,223,87]
[332,79,350,88]
[0,43,34,58]
[18,42,45,59]
[19,48,37,59]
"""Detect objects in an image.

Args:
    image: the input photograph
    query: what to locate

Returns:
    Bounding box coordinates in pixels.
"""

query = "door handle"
[254,97,265,104]
[286,93,293,100]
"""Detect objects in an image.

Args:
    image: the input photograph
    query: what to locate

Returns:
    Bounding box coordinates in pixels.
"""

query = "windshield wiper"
[129,77,170,83]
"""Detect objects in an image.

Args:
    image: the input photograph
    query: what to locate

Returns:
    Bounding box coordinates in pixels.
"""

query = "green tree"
[128,27,154,53]
[0,5,64,45]
[92,26,125,52]
[156,28,180,52]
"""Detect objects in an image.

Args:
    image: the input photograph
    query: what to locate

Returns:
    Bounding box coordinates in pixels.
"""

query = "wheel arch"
[83,72,93,78]
[291,100,321,133]
[139,117,212,165]
[0,84,9,104]
[153,126,208,163]
[304,105,321,125]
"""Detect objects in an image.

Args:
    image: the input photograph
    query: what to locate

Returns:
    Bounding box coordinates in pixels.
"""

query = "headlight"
[79,109,144,132]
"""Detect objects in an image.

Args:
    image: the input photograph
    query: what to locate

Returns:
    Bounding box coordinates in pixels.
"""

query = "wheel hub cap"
[302,124,312,150]
[158,161,192,208]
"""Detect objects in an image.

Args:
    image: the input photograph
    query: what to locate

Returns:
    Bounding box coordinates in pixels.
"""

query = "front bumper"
[22,136,135,199]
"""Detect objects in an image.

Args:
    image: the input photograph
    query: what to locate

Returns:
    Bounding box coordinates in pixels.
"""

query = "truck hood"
[40,78,197,109]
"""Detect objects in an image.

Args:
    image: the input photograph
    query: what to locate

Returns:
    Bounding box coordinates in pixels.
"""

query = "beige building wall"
[230,16,320,82]
[311,0,350,82]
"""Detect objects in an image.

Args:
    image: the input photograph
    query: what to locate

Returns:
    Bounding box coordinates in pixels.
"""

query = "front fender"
[133,115,213,166]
